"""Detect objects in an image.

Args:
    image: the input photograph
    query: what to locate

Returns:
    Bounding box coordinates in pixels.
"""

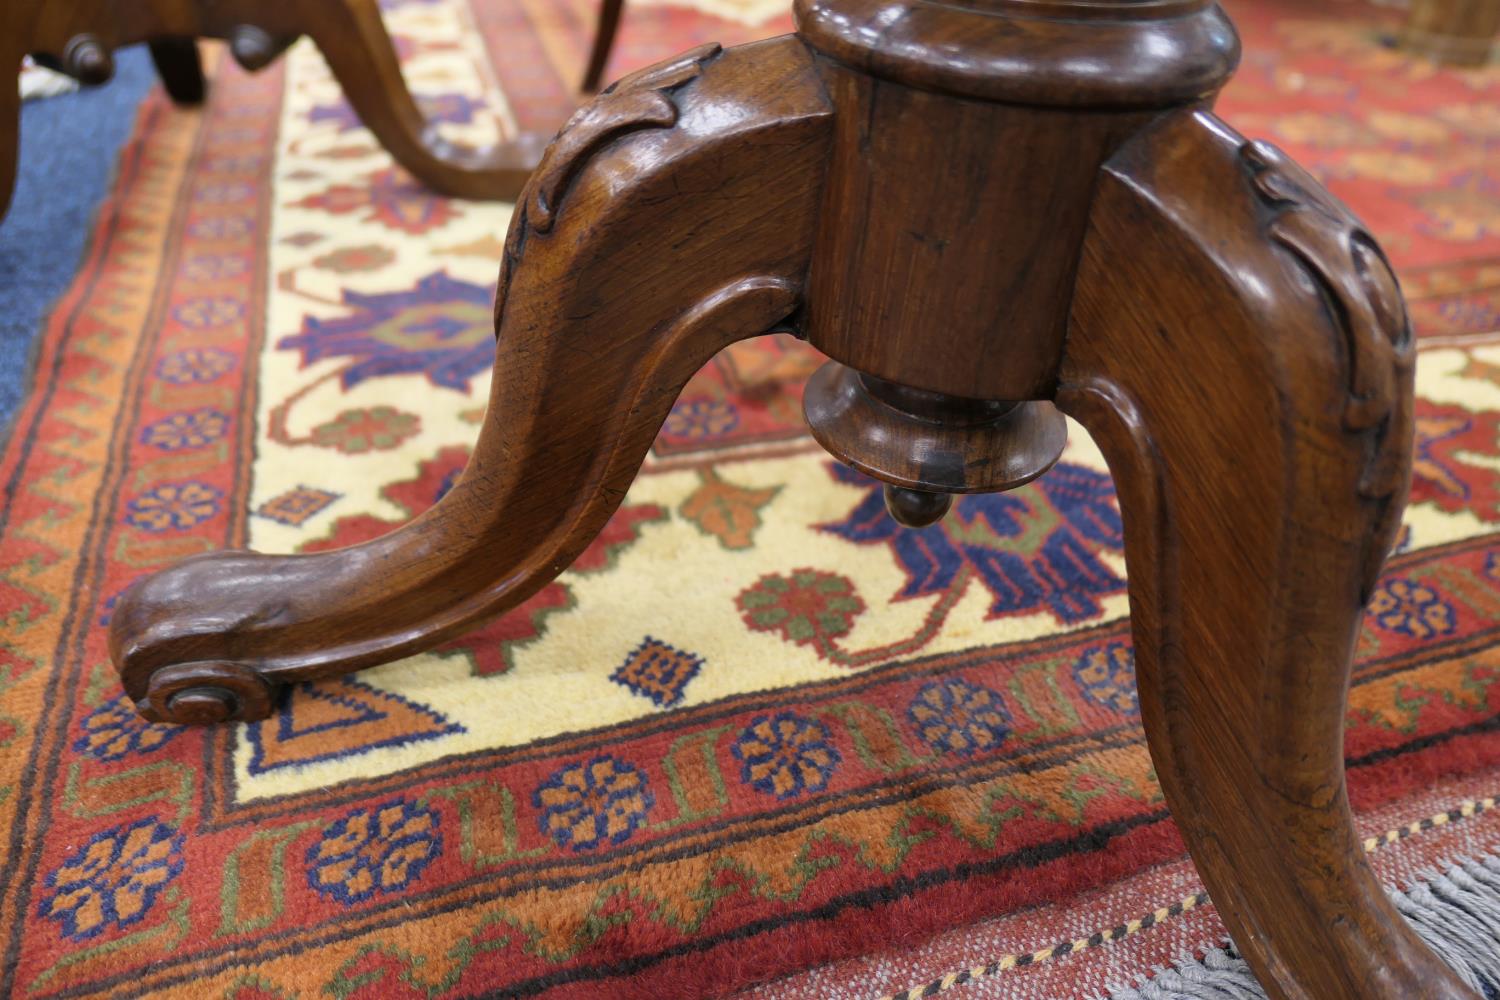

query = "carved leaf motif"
[1241,139,1415,502]
[528,90,677,233]
[603,43,724,96]
[528,42,724,234]
[679,469,781,550]
[497,43,725,314]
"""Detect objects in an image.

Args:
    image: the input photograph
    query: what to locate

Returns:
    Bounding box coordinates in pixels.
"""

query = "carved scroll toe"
[137,662,280,725]
[110,551,295,724]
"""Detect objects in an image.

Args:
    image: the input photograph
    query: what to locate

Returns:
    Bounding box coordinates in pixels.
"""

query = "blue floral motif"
[157,347,236,384]
[124,482,222,532]
[819,462,1124,624]
[306,799,442,904]
[172,296,245,329]
[663,398,739,439]
[907,678,1011,756]
[192,182,254,204]
[1368,577,1457,639]
[180,253,249,282]
[534,756,654,851]
[278,272,495,391]
[731,712,841,800]
[140,409,229,450]
[38,818,184,941]
[200,155,264,176]
[187,216,251,240]
[74,695,182,761]
[1073,643,1139,717]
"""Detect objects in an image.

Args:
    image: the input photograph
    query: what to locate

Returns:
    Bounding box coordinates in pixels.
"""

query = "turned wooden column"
[796,0,1232,525]
[108,3,1464,996]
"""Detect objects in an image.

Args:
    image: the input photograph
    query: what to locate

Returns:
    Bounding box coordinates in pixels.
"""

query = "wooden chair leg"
[148,37,206,106]
[109,38,834,724]
[1057,109,1478,1000]
[286,0,559,201]
[0,51,16,223]
[581,0,626,93]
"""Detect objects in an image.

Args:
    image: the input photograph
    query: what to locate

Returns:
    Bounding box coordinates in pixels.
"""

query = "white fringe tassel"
[1105,853,1500,1000]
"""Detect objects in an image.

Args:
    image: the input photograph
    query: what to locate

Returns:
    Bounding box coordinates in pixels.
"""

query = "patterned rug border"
[198,532,1498,829]
[884,796,1500,1000]
[0,90,201,994]
[0,59,285,999]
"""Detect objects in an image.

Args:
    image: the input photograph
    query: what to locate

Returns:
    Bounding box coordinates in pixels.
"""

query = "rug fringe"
[1104,852,1500,1000]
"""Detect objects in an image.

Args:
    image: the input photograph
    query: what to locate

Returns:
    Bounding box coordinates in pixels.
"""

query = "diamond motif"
[257,486,341,526]
[611,637,703,708]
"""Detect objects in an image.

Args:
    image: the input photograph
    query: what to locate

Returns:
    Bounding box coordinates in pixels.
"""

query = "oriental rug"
[0,0,1498,998]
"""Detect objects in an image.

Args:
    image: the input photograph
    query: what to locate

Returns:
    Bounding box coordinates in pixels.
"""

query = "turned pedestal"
[106,2,1466,997]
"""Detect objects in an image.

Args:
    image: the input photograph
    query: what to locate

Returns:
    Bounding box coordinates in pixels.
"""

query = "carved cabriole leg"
[0,7,23,223]
[582,0,626,93]
[286,0,550,200]
[1057,109,1475,1000]
[109,37,833,723]
[0,65,16,225]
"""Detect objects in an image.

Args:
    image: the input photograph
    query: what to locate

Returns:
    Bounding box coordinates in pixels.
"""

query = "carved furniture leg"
[0,32,18,222]
[274,0,539,200]
[109,2,1477,994]
[148,37,206,106]
[1056,110,1476,1000]
[581,0,626,92]
[109,38,832,724]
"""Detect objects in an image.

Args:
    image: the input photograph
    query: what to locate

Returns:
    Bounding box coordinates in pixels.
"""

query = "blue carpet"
[0,48,155,438]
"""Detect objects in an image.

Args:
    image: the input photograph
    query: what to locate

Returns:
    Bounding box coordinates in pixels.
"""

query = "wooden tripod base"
[106,3,1469,997]
[0,0,591,222]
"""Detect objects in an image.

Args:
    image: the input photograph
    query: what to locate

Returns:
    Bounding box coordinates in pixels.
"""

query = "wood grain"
[110,36,833,723]
[1057,108,1469,1000]
[802,364,1068,494]
[102,4,1470,995]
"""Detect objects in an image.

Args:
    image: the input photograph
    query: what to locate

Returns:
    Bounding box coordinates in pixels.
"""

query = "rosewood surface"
[106,1,1465,996]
